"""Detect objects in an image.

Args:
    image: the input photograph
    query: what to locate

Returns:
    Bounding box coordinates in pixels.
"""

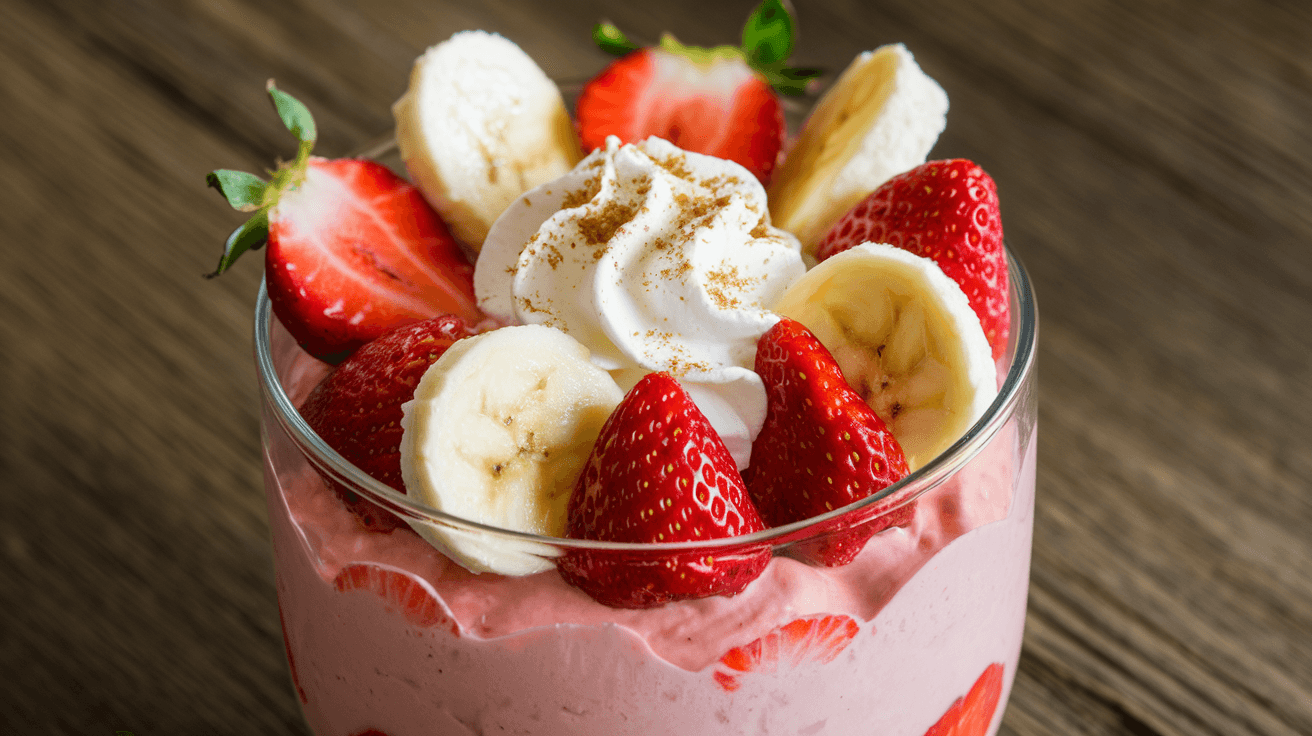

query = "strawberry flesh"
[576,47,785,184]
[816,159,1009,360]
[712,614,860,692]
[745,318,912,566]
[300,316,475,531]
[923,662,1005,736]
[560,372,770,609]
[333,563,458,633]
[267,157,481,361]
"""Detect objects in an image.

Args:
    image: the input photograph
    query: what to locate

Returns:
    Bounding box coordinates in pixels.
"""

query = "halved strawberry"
[815,159,1009,360]
[923,663,1005,736]
[577,2,819,184]
[300,316,476,531]
[712,614,859,692]
[576,44,784,183]
[745,318,912,566]
[559,372,770,609]
[206,82,481,362]
[332,563,458,634]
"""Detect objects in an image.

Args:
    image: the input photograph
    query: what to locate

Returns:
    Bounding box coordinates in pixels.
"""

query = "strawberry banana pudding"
[219,3,1037,735]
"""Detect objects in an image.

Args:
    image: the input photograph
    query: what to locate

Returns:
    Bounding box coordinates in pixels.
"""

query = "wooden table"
[3,0,1309,733]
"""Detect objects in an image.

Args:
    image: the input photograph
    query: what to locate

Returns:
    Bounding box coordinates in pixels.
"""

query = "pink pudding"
[255,246,1038,736]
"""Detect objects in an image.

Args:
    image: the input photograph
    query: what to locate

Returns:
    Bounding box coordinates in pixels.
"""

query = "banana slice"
[399,324,623,575]
[393,31,584,251]
[772,243,995,470]
[767,44,948,256]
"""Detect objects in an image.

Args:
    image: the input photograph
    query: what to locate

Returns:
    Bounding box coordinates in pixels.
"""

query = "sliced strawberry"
[815,159,1009,360]
[580,5,820,185]
[745,318,912,566]
[559,372,770,609]
[712,614,859,692]
[577,42,785,184]
[207,82,481,362]
[300,316,476,531]
[333,563,458,634]
[924,663,1005,736]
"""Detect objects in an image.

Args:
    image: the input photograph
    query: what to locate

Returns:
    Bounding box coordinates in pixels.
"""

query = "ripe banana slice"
[772,243,995,470]
[399,324,623,575]
[393,31,584,251]
[767,44,948,256]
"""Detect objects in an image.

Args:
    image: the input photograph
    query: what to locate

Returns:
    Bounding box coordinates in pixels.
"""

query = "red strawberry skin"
[266,157,482,361]
[745,318,912,566]
[560,372,771,609]
[300,316,475,531]
[576,48,785,184]
[923,663,1005,736]
[815,159,1009,360]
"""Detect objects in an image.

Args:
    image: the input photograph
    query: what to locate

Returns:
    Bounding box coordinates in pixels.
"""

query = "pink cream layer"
[268,340,1035,736]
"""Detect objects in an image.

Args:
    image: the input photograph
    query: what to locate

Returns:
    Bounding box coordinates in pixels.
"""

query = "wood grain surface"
[2,0,1309,733]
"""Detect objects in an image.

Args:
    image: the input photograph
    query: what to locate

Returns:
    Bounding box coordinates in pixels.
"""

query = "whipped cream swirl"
[475,137,804,467]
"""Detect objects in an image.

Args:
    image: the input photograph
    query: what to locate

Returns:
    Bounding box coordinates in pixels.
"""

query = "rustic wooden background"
[2,0,1309,733]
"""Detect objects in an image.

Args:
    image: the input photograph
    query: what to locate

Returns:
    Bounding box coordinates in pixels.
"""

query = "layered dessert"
[217,3,1038,734]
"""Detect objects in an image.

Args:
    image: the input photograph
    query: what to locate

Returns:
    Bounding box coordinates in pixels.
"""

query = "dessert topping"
[393,30,584,251]
[300,315,477,532]
[475,136,804,468]
[745,317,911,566]
[559,372,770,608]
[818,159,1010,359]
[773,243,997,470]
[206,83,481,361]
[577,0,820,184]
[769,43,949,254]
[400,324,624,575]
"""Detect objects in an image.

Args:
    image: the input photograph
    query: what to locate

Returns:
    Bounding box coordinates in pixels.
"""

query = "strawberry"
[577,2,820,184]
[923,663,1005,736]
[333,563,458,634]
[300,316,476,531]
[745,318,912,566]
[712,614,859,692]
[206,82,481,362]
[559,372,770,609]
[815,159,1009,360]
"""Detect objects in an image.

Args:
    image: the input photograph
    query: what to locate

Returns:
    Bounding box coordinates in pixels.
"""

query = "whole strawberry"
[577,1,819,184]
[745,318,912,566]
[560,372,770,609]
[207,82,482,362]
[815,159,1009,359]
[300,315,476,531]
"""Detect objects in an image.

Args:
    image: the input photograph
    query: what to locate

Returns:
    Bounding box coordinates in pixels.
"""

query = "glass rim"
[254,238,1037,553]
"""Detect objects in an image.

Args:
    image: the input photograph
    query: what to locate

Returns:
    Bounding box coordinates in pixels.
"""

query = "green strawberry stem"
[590,0,822,96]
[204,81,317,278]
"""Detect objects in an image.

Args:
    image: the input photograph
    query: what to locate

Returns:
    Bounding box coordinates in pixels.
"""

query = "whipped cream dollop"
[475,137,805,466]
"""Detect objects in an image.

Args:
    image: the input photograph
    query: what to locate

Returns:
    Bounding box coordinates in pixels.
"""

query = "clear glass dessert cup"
[256,201,1037,735]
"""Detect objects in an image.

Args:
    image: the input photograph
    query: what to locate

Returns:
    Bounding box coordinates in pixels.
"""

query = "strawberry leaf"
[205,210,268,278]
[266,80,317,149]
[742,0,794,68]
[761,65,823,96]
[593,21,639,56]
[206,169,268,212]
